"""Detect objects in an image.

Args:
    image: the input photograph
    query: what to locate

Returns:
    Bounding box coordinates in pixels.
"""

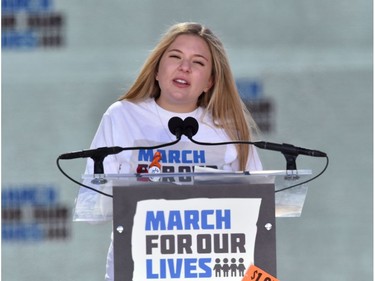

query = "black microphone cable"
[189,137,329,193]
[57,136,182,198]
[274,156,329,193]
[56,118,182,198]
[179,117,329,193]
[57,158,114,198]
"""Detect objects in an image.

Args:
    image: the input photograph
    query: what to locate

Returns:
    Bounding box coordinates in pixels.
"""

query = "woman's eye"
[194,61,205,66]
[170,55,180,59]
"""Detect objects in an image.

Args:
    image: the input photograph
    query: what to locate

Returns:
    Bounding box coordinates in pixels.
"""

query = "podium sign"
[112,174,277,281]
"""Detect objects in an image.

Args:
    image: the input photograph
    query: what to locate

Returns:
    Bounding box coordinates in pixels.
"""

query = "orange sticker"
[242,264,279,281]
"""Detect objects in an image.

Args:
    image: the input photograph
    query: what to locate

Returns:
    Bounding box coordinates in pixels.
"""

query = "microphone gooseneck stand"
[57,117,188,197]
[171,117,329,192]
[180,116,327,170]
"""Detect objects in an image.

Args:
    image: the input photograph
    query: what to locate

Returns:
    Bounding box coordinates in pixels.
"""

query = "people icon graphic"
[213,257,246,277]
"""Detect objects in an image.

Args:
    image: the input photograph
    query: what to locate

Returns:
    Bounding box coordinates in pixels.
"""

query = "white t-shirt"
[84,98,262,175]
[79,98,262,281]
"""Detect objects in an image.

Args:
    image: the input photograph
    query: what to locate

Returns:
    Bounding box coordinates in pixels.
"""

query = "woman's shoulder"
[105,98,155,115]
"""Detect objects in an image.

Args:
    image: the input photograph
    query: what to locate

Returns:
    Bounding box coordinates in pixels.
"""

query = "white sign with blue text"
[131,198,262,280]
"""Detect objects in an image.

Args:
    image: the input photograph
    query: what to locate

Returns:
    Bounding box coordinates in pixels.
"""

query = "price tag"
[242,264,279,281]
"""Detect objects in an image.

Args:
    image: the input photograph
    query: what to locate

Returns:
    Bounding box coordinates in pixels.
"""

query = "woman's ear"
[204,77,214,92]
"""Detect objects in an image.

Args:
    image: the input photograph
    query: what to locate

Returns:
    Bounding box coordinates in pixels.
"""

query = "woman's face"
[156,34,213,112]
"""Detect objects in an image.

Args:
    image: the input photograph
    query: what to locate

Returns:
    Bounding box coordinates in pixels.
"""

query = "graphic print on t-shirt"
[118,139,228,175]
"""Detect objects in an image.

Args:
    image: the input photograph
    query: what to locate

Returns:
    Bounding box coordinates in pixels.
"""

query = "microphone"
[58,117,184,175]
[252,141,327,157]
[60,116,186,161]
[60,116,197,162]
[168,117,184,140]
[183,117,199,138]
[179,116,326,158]
[168,116,199,139]
[176,116,327,170]
[58,146,124,160]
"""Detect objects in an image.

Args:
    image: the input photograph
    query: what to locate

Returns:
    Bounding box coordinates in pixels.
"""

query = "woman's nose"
[179,59,191,72]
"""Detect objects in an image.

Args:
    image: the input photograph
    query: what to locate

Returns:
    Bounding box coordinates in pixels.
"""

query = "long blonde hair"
[119,22,257,170]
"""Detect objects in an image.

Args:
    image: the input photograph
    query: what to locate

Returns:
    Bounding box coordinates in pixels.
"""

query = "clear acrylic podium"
[74,170,311,281]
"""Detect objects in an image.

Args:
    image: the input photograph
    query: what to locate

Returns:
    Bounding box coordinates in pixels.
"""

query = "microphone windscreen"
[184,117,199,137]
[168,117,184,136]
